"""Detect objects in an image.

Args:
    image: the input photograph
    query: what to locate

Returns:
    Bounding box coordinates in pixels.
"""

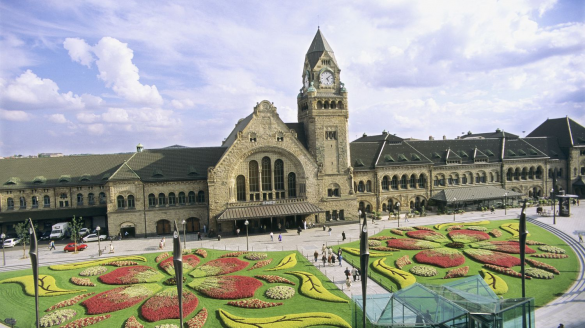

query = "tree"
[70,215,84,254]
[13,220,37,259]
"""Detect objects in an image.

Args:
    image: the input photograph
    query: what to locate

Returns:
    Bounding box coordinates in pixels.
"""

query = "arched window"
[7,198,14,209]
[366,180,372,192]
[558,169,563,177]
[382,203,387,212]
[148,193,156,207]
[99,192,106,204]
[288,172,297,197]
[354,182,357,193]
[391,176,398,190]
[77,193,83,205]
[382,176,389,190]
[507,169,513,181]
[358,181,365,192]
[262,157,272,191]
[462,175,468,184]
[60,193,67,199]
[400,175,408,189]
[548,169,553,178]
[19,197,26,209]
[237,175,246,201]
[514,168,521,180]
[409,175,416,188]
[529,167,535,179]
[535,167,542,179]
[249,160,259,197]
[158,193,166,206]
[43,195,50,207]
[117,195,125,209]
[482,172,486,183]
[197,191,205,203]
[418,175,426,188]
[434,176,439,187]
[188,191,196,204]
[32,196,38,208]
[448,175,454,185]
[178,192,186,205]
[127,195,135,208]
[88,193,95,205]
[168,192,176,206]
[521,168,528,180]
[475,173,481,184]
[359,202,365,213]
[490,173,494,182]
[274,159,284,190]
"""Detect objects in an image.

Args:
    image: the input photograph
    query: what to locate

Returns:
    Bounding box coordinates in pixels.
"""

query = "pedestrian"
[297,226,302,235]
[197,232,202,241]
[338,254,343,266]
[49,240,55,251]
[236,228,240,237]
[558,324,564,328]
[342,231,346,241]
[327,254,332,266]
[323,225,326,231]
[356,268,361,281]
[118,232,122,240]
[322,244,326,255]
[352,267,358,281]
[270,231,274,241]
[278,223,282,231]
[404,212,409,222]
[328,227,332,236]
[344,267,351,279]
[314,250,319,262]
[322,254,327,266]
[124,231,129,238]
[162,237,166,248]
[159,240,164,250]
[109,242,115,253]
[345,277,352,288]
[203,225,207,234]
[331,254,336,265]
[579,233,583,243]
[278,234,282,242]
[337,248,342,257]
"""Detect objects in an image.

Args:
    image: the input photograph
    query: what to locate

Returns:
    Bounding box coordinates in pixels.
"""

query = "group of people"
[315,244,343,267]
[344,266,361,286]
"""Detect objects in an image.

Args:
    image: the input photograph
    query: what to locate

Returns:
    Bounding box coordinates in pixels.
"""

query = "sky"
[0,0,584,157]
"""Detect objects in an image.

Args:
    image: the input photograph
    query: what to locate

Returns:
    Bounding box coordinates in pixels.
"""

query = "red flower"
[189,275,262,299]
[190,257,249,277]
[414,248,465,268]
[141,289,199,322]
[159,254,201,274]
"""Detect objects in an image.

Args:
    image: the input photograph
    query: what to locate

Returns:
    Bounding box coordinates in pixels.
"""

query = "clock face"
[320,71,334,86]
[304,75,309,89]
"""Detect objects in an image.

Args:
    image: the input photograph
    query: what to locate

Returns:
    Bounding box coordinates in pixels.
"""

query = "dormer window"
[485,150,494,156]
[5,177,20,185]
[398,154,408,162]
[411,154,421,161]
[152,168,164,178]
[507,150,516,156]
[529,148,538,155]
[79,174,91,182]
[384,154,395,162]
[355,159,365,167]
[518,149,526,156]
[102,173,111,180]
[188,166,198,176]
[58,175,71,183]
[432,152,441,159]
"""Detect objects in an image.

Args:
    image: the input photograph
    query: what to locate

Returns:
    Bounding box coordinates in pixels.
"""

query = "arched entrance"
[156,219,171,235]
[186,217,200,233]
[120,222,135,238]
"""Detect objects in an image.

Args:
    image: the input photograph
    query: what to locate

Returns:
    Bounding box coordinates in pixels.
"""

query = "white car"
[82,234,106,242]
[78,228,90,237]
[3,238,21,248]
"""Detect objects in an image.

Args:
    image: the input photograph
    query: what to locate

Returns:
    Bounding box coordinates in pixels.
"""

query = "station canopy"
[430,186,523,204]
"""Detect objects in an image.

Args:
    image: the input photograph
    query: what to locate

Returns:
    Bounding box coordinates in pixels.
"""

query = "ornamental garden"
[0,218,578,327]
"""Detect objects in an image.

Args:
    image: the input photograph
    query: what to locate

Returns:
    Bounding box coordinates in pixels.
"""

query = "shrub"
[267,253,297,271]
[414,226,433,231]
[82,284,161,314]
[194,249,208,258]
[480,269,508,295]
[368,240,382,247]
[538,245,566,254]
[464,249,521,268]
[371,258,416,290]
[470,241,536,254]
[188,275,263,299]
[396,227,415,231]
[218,309,351,328]
[483,264,531,279]
[369,236,395,240]
[79,266,107,276]
[446,225,464,231]
[531,253,568,259]
[386,238,441,250]
[102,261,139,267]
[286,271,349,303]
[525,240,546,245]
[448,230,491,243]
[409,265,437,277]
[390,229,404,236]
[40,309,76,327]
[228,298,283,308]
[162,276,187,285]
[526,268,554,279]
[445,242,465,249]
[124,316,144,328]
[406,230,449,243]
[371,246,400,252]
[190,258,249,277]
[466,226,488,232]
[489,229,502,238]
[49,256,146,271]
[46,293,95,312]
[265,286,295,300]
[159,254,201,275]
[444,266,469,279]
[219,251,249,258]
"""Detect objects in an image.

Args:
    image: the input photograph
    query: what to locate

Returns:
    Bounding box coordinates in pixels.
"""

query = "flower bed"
[464,249,521,268]
[445,242,465,249]
[371,258,416,290]
[500,223,529,238]
[103,261,139,267]
[446,225,464,231]
[248,259,273,270]
[49,256,146,271]
[471,241,536,254]
[525,240,546,245]
[406,230,449,243]
[466,226,488,232]
[526,268,554,279]
[255,274,296,285]
[483,264,531,279]
[40,309,76,327]
[70,277,95,287]
[219,251,249,258]
[448,230,491,243]
[186,308,207,328]
[395,255,411,269]
[154,325,178,328]
[414,226,434,231]
[525,258,560,274]
[409,265,437,277]
[46,292,95,312]
[489,229,502,238]
[369,236,395,240]
[286,271,349,303]
[368,240,382,247]
[538,245,566,254]
[82,284,161,314]
[218,309,351,328]
[163,276,187,285]
[0,275,84,297]
[60,315,110,328]
[141,288,199,322]
[99,266,164,284]
[390,229,404,236]
[372,246,400,252]
[531,253,568,259]
[341,247,391,257]
[435,220,490,231]
[194,249,208,258]
[188,275,263,299]
[244,252,268,260]
[396,227,415,231]
[79,266,108,276]
[190,258,249,277]
[444,266,469,279]
[228,298,283,308]
[386,238,441,250]
[267,253,297,271]
[414,248,465,268]
[124,316,144,328]
[159,254,201,275]
[265,286,295,300]
[480,269,508,295]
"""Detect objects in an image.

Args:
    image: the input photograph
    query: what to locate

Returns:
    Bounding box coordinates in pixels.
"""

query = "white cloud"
[63,38,94,67]
[0,108,31,121]
[102,107,129,123]
[76,112,100,123]
[87,123,105,135]
[49,113,68,124]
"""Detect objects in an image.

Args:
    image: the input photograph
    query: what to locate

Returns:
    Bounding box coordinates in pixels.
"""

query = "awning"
[430,186,524,203]
[573,176,585,187]
[217,202,324,221]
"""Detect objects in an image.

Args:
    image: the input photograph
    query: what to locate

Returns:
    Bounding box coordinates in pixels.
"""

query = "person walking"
[322,244,327,255]
[352,267,358,281]
[197,232,202,241]
[236,228,240,237]
[342,231,346,241]
[344,267,351,279]
[338,254,343,266]
[278,234,282,242]
[270,232,274,241]
[322,254,327,266]
[49,240,56,251]
[203,224,207,234]
[404,212,409,222]
[579,233,583,243]
[314,250,319,262]
[331,254,336,265]
[159,239,164,250]
[327,254,332,266]
[328,227,332,236]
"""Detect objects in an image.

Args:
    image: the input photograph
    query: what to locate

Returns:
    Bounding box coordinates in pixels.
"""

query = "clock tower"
[298,28,350,177]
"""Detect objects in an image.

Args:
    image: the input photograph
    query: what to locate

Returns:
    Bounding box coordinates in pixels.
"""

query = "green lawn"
[334,218,579,308]
[0,250,353,327]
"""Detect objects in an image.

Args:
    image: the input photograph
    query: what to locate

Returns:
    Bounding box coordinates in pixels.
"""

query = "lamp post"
[360,221,369,328]
[182,220,187,249]
[396,202,401,228]
[358,210,362,232]
[171,221,184,328]
[504,193,508,216]
[96,226,101,257]
[28,218,40,328]
[453,198,457,221]
[244,220,249,251]
[552,168,557,225]
[1,232,5,266]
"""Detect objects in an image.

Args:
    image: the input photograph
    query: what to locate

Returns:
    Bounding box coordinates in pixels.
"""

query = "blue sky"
[0,0,584,157]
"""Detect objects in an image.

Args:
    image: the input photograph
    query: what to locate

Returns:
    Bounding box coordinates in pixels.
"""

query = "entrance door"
[186,218,200,232]
[156,220,171,235]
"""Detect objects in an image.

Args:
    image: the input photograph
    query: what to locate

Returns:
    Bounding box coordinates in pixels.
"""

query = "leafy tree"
[69,215,84,254]
[13,220,38,259]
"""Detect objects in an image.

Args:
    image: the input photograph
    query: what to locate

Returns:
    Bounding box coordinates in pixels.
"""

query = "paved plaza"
[1,205,583,328]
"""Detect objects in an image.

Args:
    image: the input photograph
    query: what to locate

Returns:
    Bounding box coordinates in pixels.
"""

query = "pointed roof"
[306,29,337,69]
[109,161,141,181]
[527,117,585,148]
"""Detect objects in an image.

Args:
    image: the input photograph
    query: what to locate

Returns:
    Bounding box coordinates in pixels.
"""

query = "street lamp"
[96,226,101,256]
[182,220,187,249]
[453,198,457,221]
[358,210,362,232]
[396,202,401,228]
[28,219,40,328]
[244,220,249,251]
[1,233,5,266]
[504,193,508,216]
[359,221,369,328]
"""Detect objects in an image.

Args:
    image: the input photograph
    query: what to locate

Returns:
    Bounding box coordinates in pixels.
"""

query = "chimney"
[429,136,434,140]
[443,135,446,140]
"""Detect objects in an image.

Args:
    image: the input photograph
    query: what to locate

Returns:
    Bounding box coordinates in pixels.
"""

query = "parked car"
[3,238,21,248]
[82,234,106,243]
[39,231,52,241]
[78,228,90,237]
[64,243,88,252]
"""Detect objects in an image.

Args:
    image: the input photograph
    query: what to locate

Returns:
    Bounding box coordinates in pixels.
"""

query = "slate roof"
[376,141,431,167]
[217,202,324,221]
[306,29,337,69]
[461,130,519,139]
[502,138,548,160]
[285,123,308,149]
[430,186,524,203]
[522,137,565,159]
[527,117,585,148]
[406,139,503,165]
[222,113,254,148]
